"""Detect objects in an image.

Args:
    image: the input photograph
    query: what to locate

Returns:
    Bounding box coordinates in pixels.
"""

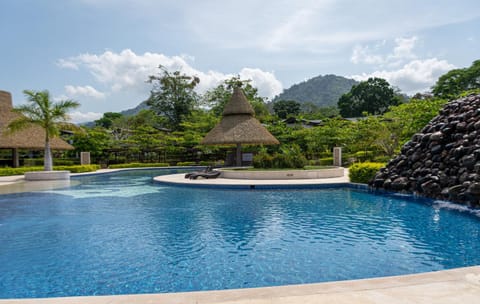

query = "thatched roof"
[0,90,74,150]
[201,87,279,145]
[222,87,255,116]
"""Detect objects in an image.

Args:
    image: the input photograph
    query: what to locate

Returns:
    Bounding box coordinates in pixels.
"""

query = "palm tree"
[8,90,80,171]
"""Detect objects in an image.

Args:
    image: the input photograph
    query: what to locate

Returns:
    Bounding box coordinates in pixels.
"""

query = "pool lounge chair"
[188,170,221,180]
[184,166,213,179]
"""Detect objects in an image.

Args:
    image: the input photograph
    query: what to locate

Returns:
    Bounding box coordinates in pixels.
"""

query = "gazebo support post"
[236,143,242,167]
[12,148,19,168]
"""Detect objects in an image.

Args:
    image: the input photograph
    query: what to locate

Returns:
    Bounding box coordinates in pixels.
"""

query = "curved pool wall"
[1,168,480,299]
[219,167,344,179]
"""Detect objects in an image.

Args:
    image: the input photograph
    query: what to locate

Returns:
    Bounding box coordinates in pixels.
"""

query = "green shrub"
[253,145,307,169]
[319,152,331,158]
[54,159,76,166]
[54,165,100,173]
[319,157,333,165]
[373,155,392,163]
[353,151,377,162]
[272,153,290,168]
[253,150,274,168]
[199,160,224,166]
[23,159,44,167]
[108,163,169,169]
[0,165,99,176]
[176,161,196,166]
[354,151,373,158]
[199,161,213,166]
[0,167,34,176]
[349,162,385,184]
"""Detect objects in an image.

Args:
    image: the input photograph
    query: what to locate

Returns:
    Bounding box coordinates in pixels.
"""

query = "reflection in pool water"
[0,169,479,298]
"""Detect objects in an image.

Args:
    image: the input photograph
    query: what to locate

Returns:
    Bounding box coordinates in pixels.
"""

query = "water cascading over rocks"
[370,94,480,207]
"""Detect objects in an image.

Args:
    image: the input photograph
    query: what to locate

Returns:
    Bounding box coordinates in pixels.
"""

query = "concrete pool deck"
[1,168,480,303]
[153,168,350,187]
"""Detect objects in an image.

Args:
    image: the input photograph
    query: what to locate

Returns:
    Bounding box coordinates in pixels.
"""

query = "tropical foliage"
[272,100,301,119]
[9,90,79,171]
[202,76,269,118]
[0,165,99,176]
[146,65,200,129]
[349,162,385,184]
[7,62,477,174]
[432,60,480,99]
[338,77,403,117]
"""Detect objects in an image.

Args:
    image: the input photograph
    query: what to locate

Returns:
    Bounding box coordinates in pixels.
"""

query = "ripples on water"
[0,169,480,298]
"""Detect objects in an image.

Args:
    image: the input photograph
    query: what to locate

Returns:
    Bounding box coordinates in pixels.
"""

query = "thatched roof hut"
[201,87,279,166]
[0,90,74,167]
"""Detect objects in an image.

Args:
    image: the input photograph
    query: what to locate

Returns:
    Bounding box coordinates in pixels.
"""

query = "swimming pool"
[1,168,479,299]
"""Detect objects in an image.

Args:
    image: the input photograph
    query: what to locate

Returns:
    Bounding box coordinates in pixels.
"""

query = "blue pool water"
[1,169,480,299]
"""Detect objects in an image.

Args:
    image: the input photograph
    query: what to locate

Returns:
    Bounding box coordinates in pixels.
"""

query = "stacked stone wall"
[371,94,480,207]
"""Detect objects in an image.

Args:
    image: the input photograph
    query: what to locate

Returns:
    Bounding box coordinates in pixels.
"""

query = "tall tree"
[383,96,447,143]
[273,100,301,119]
[146,65,200,129]
[94,112,123,129]
[8,90,80,171]
[72,127,111,162]
[337,77,401,117]
[202,76,269,119]
[432,60,480,98]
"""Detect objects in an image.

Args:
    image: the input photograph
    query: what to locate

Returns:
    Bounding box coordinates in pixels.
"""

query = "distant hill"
[273,74,358,107]
[120,100,150,116]
[80,100,149,127]
[82,74,357,126]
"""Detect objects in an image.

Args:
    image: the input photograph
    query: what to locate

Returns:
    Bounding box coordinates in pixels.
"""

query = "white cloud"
[351,36,418,66]
[65,85,106,99]
[69,111,103,123]
[351,58,455,94]
[56,58,79,70]
[58,49,283,99]
[391,37,417,61]
[351,45,385,65]
[239,68,283,98]
[184,1,480,53]
[350,36,456,94]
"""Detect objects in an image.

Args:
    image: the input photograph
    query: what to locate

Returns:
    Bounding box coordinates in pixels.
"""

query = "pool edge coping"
[2,266,479,303]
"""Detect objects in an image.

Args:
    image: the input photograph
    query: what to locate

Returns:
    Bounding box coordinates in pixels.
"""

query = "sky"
[1,0,479,123]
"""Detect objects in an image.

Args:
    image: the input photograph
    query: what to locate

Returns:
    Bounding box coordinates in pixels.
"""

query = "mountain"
[80,100,149,127]
[273,74,358,107]
[119,100,150,116]
[82,74,357,126]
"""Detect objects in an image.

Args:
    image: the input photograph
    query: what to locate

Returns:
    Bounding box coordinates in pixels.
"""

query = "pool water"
[1,169,480,298]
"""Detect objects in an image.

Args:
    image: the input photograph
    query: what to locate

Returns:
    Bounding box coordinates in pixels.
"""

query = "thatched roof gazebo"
[0,90,73,167]
[201,87,279,166]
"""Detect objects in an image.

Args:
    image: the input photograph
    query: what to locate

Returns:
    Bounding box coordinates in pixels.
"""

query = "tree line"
[69,60,480,166]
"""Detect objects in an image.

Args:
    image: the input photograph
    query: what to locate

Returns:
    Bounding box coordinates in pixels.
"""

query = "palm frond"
[57,122,86,134]
[6,117,37,133]
[52,100,80,121]
[11,104,43,120]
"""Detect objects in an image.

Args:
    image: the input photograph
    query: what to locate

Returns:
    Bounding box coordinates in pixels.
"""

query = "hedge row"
[0,165,100,176]
[349,162,385,184]
[108,163,170,169]
[253,152,307,169]
[176,161,197,166]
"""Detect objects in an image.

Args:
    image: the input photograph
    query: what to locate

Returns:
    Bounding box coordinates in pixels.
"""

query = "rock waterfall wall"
[371,94,480,207]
